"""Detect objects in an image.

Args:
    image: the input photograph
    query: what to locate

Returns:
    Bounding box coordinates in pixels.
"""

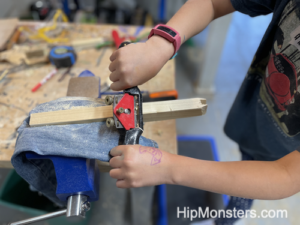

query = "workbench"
[0,21,177,168]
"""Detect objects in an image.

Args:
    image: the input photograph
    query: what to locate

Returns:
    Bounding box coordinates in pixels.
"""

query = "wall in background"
[0,0,36,18]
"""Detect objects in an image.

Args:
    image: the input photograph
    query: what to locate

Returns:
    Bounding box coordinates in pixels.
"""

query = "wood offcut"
[0,18,18,50]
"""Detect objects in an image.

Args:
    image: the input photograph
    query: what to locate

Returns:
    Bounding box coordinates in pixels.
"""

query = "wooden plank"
[0,18,18,50]
[143,98,207,122]
[29,98,207,127]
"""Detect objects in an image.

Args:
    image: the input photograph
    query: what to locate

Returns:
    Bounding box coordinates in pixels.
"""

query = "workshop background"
[0,0,298,225]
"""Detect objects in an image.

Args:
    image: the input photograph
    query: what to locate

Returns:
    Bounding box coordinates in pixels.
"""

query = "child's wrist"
[162,152,179,185]
[146,35,175,62]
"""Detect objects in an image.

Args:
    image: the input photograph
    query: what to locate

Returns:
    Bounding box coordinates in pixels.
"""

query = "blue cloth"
[11,97,158,206]
[225,0,300,161]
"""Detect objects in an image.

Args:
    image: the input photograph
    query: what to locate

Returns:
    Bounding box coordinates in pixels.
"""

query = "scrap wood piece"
[71,37,105,50]
[0,44,49,65]
[0,18,18,50]
[29,98,207,127]
[6,28,21,50]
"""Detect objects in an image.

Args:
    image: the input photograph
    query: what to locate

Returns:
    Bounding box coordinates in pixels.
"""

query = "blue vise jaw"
[26,152,100,218]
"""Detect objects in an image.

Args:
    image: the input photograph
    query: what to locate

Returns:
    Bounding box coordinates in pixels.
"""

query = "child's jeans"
[215,151,255,225]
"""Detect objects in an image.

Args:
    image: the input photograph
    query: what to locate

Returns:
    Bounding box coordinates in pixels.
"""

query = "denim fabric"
[11,97,158,206]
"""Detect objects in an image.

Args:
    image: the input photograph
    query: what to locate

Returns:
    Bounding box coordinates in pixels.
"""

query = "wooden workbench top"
[0,22,177,168]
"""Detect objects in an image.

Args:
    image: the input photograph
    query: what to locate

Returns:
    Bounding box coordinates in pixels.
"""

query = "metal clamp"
[123,86,144,145]
[105,86,144,145]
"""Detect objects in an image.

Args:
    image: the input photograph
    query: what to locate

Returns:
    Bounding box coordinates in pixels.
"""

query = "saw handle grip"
[124,128,143,145]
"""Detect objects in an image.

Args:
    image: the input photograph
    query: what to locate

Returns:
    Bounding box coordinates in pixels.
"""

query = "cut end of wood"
[201,104,208,115]
[200,98,207,104]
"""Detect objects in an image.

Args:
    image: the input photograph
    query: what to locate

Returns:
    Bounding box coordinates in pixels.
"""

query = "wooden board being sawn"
[0,22,179,168]
[30,98,207,126]
[29,98,207,172]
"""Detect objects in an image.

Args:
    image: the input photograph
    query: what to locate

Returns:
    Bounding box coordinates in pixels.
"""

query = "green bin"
[0,170,91,225]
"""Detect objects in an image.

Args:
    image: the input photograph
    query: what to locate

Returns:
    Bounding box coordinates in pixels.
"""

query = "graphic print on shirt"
[259,0,300,136]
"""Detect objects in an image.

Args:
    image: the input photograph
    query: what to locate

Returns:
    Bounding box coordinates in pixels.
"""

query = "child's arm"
[109,145,300,200]
[109,0,235,91]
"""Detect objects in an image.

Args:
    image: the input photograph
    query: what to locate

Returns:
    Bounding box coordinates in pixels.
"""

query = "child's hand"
[109,144,174,188]
[108,36,174,91]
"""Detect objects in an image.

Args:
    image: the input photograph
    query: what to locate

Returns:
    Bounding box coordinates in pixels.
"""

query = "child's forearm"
[169,150,300,200]
[146,0,235,63]
[108,0,235,90]
[109,145,300,199]
[166,0,235,44]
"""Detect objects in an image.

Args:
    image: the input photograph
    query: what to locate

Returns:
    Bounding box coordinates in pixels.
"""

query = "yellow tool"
[19,9,69,44]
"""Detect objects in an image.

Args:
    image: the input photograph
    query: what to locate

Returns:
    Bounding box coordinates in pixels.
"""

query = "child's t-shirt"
[225,0,300,160]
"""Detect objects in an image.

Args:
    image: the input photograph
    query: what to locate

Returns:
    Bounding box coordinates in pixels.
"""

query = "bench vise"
[8,42,142,225]
[8,71,102,225]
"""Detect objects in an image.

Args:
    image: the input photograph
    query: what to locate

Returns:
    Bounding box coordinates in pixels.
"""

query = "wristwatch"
[148,24,181,58]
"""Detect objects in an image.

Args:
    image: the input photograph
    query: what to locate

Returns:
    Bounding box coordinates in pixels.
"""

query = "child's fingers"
[109,156,123,168]
[109,70,120,82]
[109,50,118,62]
[110,147,123,157]
[110,80,125,91]
[116,179,128,189]
[109,168,124,180]
[108,60,118,72]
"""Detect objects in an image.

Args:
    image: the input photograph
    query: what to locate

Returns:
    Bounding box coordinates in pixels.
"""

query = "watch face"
[157,26,176,37]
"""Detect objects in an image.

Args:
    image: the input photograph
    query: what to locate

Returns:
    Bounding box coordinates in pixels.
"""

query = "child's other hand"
[109,145,174,188]
[108,36,174,91]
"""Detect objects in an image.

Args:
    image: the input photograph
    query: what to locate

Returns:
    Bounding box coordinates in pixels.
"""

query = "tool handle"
[119,41,131,48]
[124,128,143,145]
[8,209,67,225]
[118,42,144,145]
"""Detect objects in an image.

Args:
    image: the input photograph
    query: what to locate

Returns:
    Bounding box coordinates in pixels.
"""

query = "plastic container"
[0,170,91,225]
